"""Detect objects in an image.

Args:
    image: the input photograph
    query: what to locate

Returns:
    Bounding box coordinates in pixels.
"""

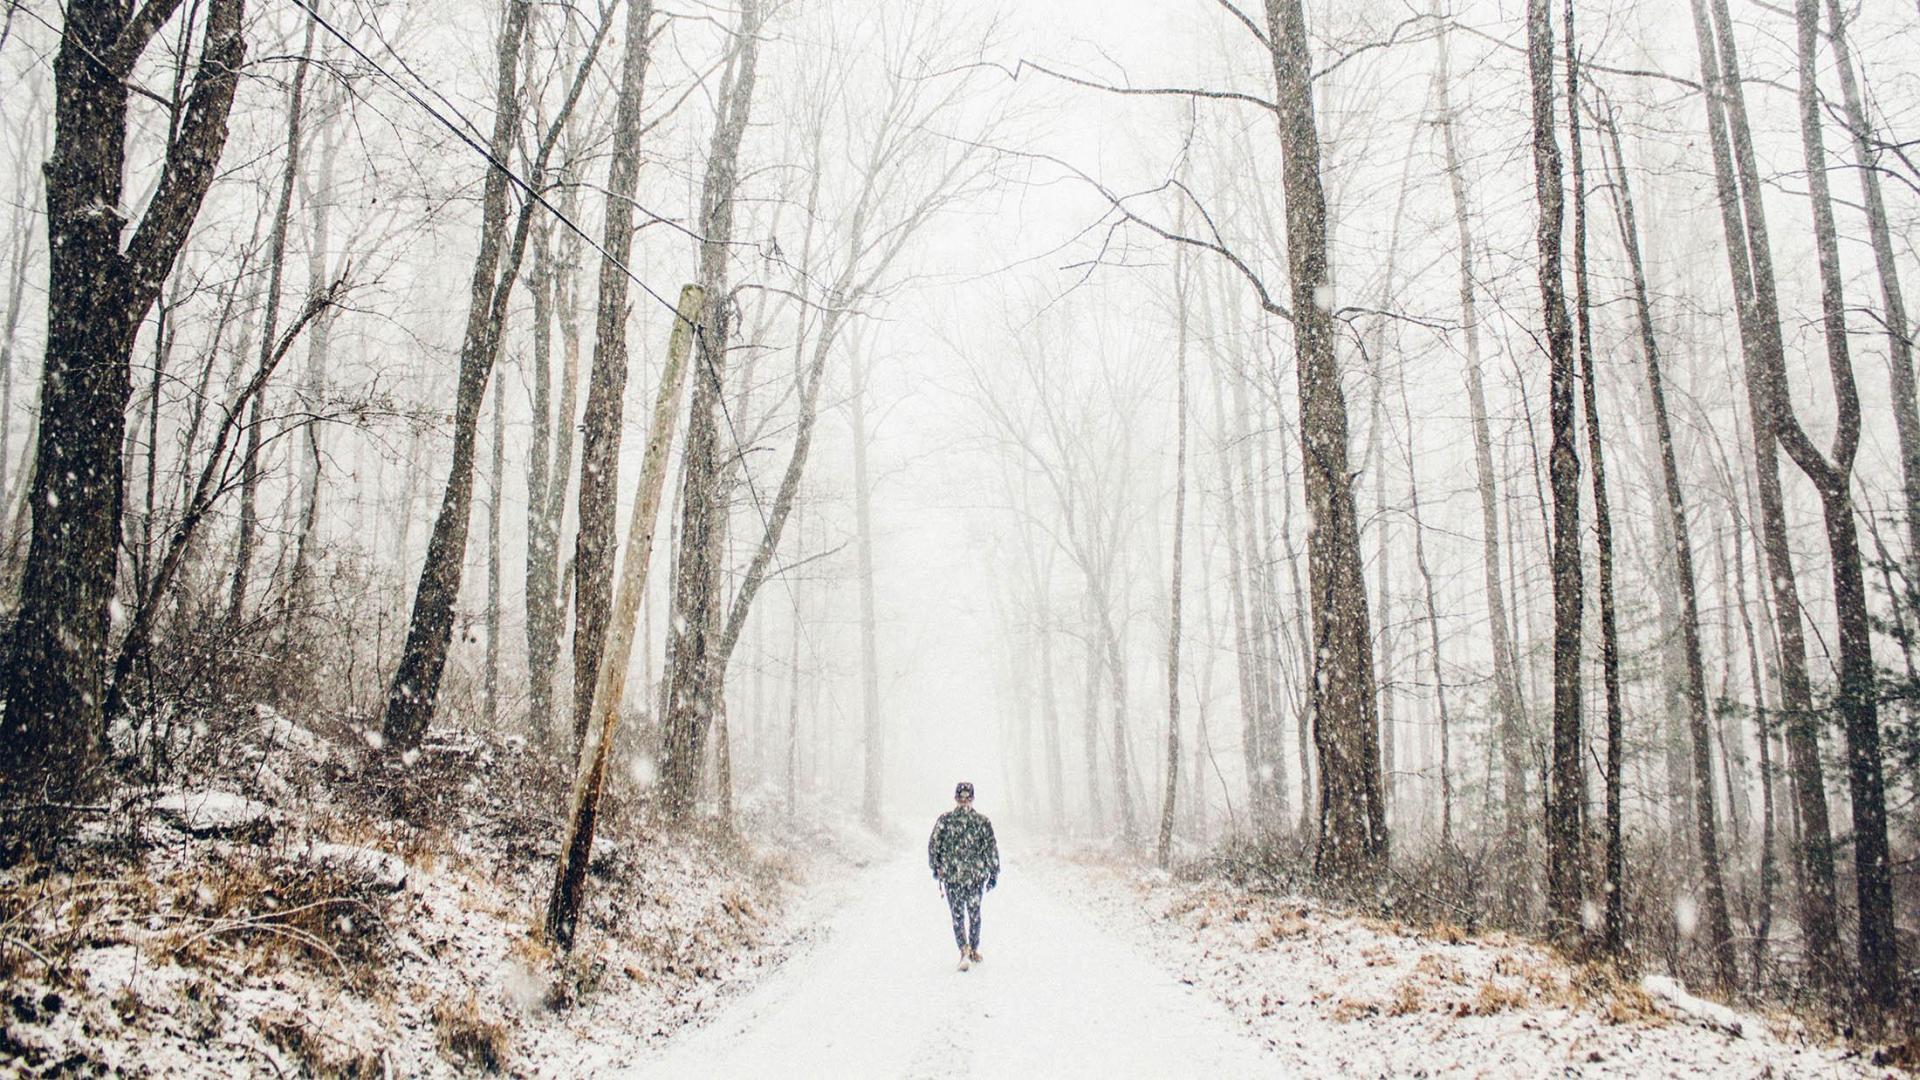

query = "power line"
[286,0,689,326]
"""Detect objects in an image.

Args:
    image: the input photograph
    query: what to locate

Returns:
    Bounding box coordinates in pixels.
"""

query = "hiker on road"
[928,781,999,971]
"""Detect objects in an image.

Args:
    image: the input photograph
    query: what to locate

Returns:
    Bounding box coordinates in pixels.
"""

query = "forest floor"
[1,705,1909,1078]
[0,705,873,1077]
[628,842,1910,1078]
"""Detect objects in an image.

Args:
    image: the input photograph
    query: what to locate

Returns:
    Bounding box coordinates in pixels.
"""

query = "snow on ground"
[1058,859,1903,1078]
[618,839,1904,1079]
[0,708,851,1078]
[628,841,1277,1078]
[5,732,1906,1080]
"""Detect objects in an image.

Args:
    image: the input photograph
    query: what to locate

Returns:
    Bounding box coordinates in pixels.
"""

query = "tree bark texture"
[1,0,245,827]
[1434,12,1529,859]
[1524,0,1586,945]
[547,284,700,948]
[661,0,764,823]
[571,0,658,751]
[1687,0,1841,982]
[379,0,535,751]
[1262,0,1386,888]
[1788,0,1897,1003]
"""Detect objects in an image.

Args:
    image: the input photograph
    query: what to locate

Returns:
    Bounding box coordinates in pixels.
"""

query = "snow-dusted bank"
[2,750,1910,1078]
[0,708,851,1076]
[1061,861,1908,1078]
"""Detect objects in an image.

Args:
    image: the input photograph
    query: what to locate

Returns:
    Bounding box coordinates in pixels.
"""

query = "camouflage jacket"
[928,806,1000,888]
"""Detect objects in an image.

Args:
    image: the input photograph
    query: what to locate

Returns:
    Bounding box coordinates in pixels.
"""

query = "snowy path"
[621,844,1281,1079]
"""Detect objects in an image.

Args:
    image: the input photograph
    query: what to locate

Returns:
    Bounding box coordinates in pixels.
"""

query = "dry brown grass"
[1414,952,1466,984]
[1331,996,1382,1022]
[1603,982,1663,1026]
[1458,977,1529,1016]
[1164,893,1205,921]
[1251,910,1311,949]
[1387,978,1427,1016]
[433,994,510,1073]
[158,849,391,986]
[256,1008,382,1077]
[1360,944,1398,968]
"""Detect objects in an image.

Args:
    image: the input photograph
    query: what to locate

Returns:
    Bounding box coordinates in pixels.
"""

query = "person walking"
[928,781,999,971]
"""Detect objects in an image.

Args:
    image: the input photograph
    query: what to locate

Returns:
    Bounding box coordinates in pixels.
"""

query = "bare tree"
[1523,0,1585,946]
[1433,8,1529,863]
[380,0,608,752]
[1787,0,1897,1003]
[1158,240,1192,869]
[1687,0,1838,983]
[0,0,246,833]
[571,0,658,752]
[1818,0,1920,597]
[228,16,319,631]
[660,0,765,823]
[547,285,701,948]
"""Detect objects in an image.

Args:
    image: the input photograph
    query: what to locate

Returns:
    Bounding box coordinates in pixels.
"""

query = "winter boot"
[958,950,971,972]
[968,949,983,964]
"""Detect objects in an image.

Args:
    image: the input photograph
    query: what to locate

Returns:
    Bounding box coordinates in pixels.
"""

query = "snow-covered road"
[622,843,1281,1078]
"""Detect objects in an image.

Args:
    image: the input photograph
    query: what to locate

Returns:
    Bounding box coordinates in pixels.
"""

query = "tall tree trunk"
[1157,250,1191,870]
[285,96,341,630]
[1229,359,1286,828]
[381,2,606,752]
[1082,605,1106,832]
[1256,408,1298,828]
[229,16,316,631]
[785,509,803,816]
[661,0,764,823]
[1687,0,1841,982]
[1434,11,1528,857]
[571,0,658,751]
[1095,581,1137,845]
[528,175,585,748]
[850,348,884,827]
[379,0,534,750]
[1563,0,1623,947]
[1260,0,1385,888]
[484,373,504,728]
[1397,371,1451,852]
[1821,0,1920,600]
[1525,0,1585,944]
[0,0,245,827]
[1367,109,1422,833]
[1786,0,1897,1003]
[1592,103,1665,958]
[524,213,560,748]
[547,285,702,948]
[0,187,34,509]
[1029,543,1067,834]
[1208,350,1268,831]
[1723,451,1776,976]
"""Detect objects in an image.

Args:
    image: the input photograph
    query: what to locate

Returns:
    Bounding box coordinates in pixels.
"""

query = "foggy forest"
[0,0,1915,1074]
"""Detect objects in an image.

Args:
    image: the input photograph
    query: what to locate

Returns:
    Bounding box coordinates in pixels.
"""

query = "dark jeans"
[945,880,984,951]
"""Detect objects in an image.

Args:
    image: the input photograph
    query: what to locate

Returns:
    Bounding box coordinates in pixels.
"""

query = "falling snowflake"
[1673,893,1699,938]
[630,754,657,789]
